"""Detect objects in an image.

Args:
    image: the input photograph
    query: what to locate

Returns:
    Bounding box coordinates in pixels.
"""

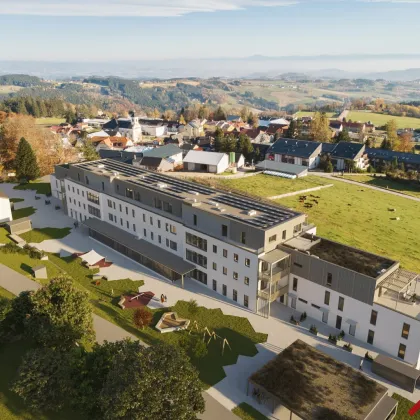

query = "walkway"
[268,183,333,199]
[1,182,418,418]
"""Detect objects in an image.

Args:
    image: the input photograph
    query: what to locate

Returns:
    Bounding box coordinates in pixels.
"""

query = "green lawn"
[0,286,15,300]
[232,403,268,420]
[277,178,420,272]
[210,174,331,198]
[294,111,335,119]
[9,198,24,204]
[14,182,51,195]
[340,175,420,199]
[0,228,11,244]
[20,228,72,243]
[392,393,420,419]
[35,117,65,126]
[11,207,36,220]
[348,111,420,129]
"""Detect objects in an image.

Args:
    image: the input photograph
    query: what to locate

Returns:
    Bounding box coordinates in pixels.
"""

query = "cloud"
[0,0,419,17]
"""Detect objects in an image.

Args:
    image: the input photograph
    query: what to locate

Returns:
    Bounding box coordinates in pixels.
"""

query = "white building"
[183,151,229,174]
[102,114,142,143]
[0,191,12,223]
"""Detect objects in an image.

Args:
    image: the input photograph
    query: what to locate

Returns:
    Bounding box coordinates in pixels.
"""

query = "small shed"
[372,354,420,393]
[6,217,32,235]
[256,160,308,178]
[32,265,47,279]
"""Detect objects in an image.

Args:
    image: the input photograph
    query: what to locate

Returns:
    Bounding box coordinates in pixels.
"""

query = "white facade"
[0,195,12,223]
[61,178,259,311]
[273,153,319,169]
[142,124,167,137]
[288,275,420,367]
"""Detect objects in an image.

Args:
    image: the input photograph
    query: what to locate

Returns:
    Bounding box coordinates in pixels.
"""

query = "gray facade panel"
[309,258,325,286]
[353,274,375,305]
[337,269,355,297]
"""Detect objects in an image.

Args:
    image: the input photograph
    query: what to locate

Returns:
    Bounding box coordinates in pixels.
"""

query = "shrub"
[325,161,333,173]
[343,342,353,351]
[187,299,199,315]
[310,324,318,334]
[133,308,152,330]
[365,351,373,361]
[191,337,208,359]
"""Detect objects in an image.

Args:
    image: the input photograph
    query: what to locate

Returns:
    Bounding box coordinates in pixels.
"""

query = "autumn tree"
[133,308,152,330]
[198,105,210,120]
[163,109,176,120]
[286,120,298,139]
[310,112,331,142]
[397,131,413,153]
[15,137,40,181]
[247,112,259,128]
[179,114,186,125]
[385,119,399,150]
[240,106,249,121]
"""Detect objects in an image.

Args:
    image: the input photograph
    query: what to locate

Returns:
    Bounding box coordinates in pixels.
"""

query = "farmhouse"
[183,150,229,174]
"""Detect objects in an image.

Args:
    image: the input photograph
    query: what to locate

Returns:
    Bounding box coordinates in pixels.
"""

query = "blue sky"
[1,1,420,61]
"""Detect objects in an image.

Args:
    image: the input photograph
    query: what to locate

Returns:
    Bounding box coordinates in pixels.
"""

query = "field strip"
[268,184,334,199]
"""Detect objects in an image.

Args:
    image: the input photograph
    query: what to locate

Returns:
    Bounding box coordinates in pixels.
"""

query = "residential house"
[366,148,420,172]
[182,119,206,138]
[266,139,323,169]
[227,115,242,122]
[329,120,343,134]
[328,142,368,171]
[343,121,366,134]
[133,156,175,172]
[183,150,229,174]
[142,144,183,165]
[139,118,167,137]
[102,113,142,143]
[0,190,12,223]
[81,118,110,128]
[87,130,119,139]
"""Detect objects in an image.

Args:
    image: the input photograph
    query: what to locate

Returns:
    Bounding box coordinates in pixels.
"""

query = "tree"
[310,112,331,142]
[380,138,392,150]
[397,132,413,153]
[99,342,205,420]
[240,106,249,122]
[198,105,209,120]
[214,127,224,152]
[11,347,75,412]
[214,106,227,121]
[82,141,100,162]
[247,112,259,128]
[26,276,95,348]
[325,161,333,173]
[335,129,351,143]
[15,137,40,181]
[64,109,77,124]
[0,291,33,339]
[222,134,237,153]
[133,308,152,330]
[344,159,356,173]
[385,119,398,150]
[237,134,254,160]
[179,114,186,125]
[286,120,297,139]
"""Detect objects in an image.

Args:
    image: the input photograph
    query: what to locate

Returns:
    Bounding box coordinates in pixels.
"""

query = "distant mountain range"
[2,55,420,81]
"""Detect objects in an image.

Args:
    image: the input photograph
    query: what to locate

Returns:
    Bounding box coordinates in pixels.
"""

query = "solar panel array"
[75,159,299,229]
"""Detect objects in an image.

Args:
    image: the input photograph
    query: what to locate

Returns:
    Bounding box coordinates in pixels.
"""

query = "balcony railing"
[258,268,290,283]
[258,285,288,302]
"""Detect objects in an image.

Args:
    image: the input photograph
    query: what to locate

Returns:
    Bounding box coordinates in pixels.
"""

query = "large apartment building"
[51,159,420,368]
[51,159,308,314]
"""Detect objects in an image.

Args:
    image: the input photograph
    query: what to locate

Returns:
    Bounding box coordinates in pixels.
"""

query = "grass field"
[232,403,268,420]
[35,117,66,126]
[0,228,11,244]
[20,228,72,243]
[341,175,420,199]
[9,198,24,204]
[14,182,51,195]
[348,111,420,129]
[294,111,335,119]
[206,174,420,272]
[392,394,420,419]
[0,86,23,94]
[11,206,36,220]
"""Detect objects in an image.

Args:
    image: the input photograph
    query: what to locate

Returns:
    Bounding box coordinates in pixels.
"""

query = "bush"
[133,308,152,330]
[187,299,199,315]
[343,342,353,352]
[325,162,333,173]
[300,312,307,322]
[309,324,318,334]
[191,337,208,359]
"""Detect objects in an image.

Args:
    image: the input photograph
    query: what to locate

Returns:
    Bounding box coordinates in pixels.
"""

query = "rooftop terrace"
[73,159,303,230]
[284,234,395,278]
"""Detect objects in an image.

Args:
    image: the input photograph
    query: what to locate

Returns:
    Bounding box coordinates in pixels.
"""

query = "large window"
[326,273,332,287]
[370,310,378,326]
[241,232,246,245]
[233,290,237,302]
[190,269,207,285]
[338,296,344,311]
[107,199,113,208]
[367,330,375,345]
[186,233,208,251]
[398,344,406,360]
[324,291,330,305]
[88,205,101,218]
[186,249,207,268]
[402,323,410,339]
[87,192,100,205]
[154,198,162,209]
[163,201,173,214]
[293,277,298,292]
[222,225,228,237]
[244,295,249,308]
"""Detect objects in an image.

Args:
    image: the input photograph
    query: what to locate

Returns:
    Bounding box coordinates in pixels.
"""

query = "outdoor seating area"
[79,250,113,269]
[118,292,155,310]
[155,312,190,333]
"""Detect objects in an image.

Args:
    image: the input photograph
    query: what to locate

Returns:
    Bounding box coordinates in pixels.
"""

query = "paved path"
[1,182,418,418]
[268,183,333,200]
[314,172,420,203]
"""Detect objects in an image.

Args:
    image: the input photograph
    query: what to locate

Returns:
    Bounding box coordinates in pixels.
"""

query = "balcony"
[258,285,288,302]
[259,267,290,283]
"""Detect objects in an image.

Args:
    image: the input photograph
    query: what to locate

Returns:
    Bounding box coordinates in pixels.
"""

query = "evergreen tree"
[385,119,398,150]
[214,106,227,121]
[286,120,297,139]
[237,134,254,160]
[222,134,237,153]
[214,127,224,152]
[380,138,392,150]
[335,129,351,143]
[15,137,40,181]
[82,141,100,162]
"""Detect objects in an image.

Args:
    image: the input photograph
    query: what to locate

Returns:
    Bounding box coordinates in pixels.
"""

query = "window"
[185,233,207,251]
[326,273,332,287]
[213,280,217,291]
[113,202,115,209]
[402,323,410,339]
[223,267,227,275]
[134,191,141,202]
[67,185,70,191]
[191,269,207,285]
[367,330,375,345]
[133,224,136,232]
[233,272,238,280]
[158,235,161,244]
[349,324,356,337]
[292,277,298,292]
[126,188,133,199]
[241,232,246,244]
[170,241,177,251]
[85,176,89,185]
[165,223,169,232]
[143,214,146,222]
[82,191,84,197]
[151,232,154,240]
[150,216,153,225]
[107,199,113,208]
[212,262,217,270]
[186,249,207,268]
[244,277,249,286]
[158,220,161,229]
[336,315,342,330]
[312,304,320,309]
[370,310,378,326]
[87,192,100,205]
[244,295,249,308]
[269,235,277,243]
[234,253,238,262]
[298,298,307,304]
[154,198,162,209]
[294,262,302,268]
[282,230,286,240]
[126,221,129,229]
[132,209,135,217]
[245,258,250,267]
[222,225,228,237]
[398,344,406,360]
[102,182,105,191]
[120,218,123,226]
[88,205,101,218]
[233,290,237,302]
[125,206,128,215]
[213,245,217,253]
[144,229,147,237]
[83,204,86,210]
[322,311,328,323]
[223,249,228,258]
[119,204,122,212]
[222,285,227,296]
[338,297,344,311]
[324,291,330,305]
[170,225,176,235]
[116,185,119,192]
[69,197,72,203]
[193,214,197,226]
[77,188,79,195]
[293,224,302,234]
[163,201,173,213]
[77,173,80,182]
[108,213,113,221]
